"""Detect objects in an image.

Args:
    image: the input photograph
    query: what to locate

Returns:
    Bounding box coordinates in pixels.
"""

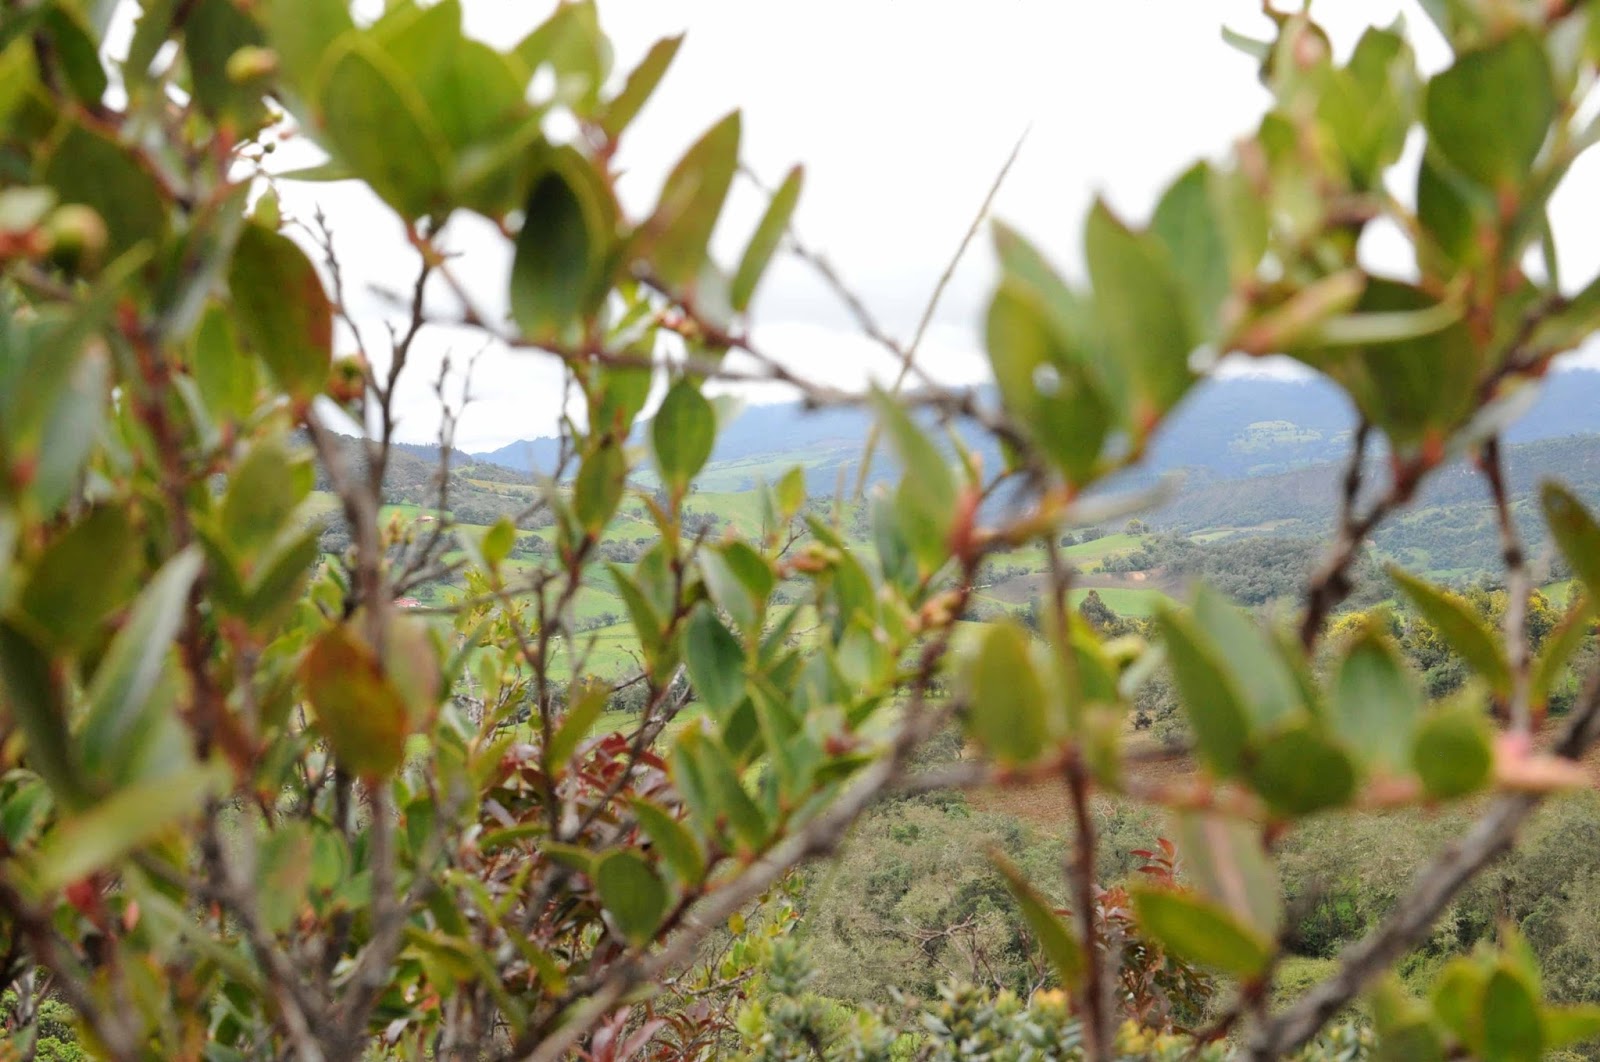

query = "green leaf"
[678,727,766,852]
[546,678,609,769]
[774,466,805,520]
[14,505,141,652]
[131,884,267,998]
[300,624,412,779]
[1388,566,1511,696]
[228,223,332,398]
[1425,30,1554,190]
[1084,200,1195,432]
[1306,279,1478,449]
[193,302,258,422]
[1542,1004,1600,1052]
[873,389,957,572]
[0,623,83,807]
[510,158,608,341]
[700,543,772,635]
[1154,609,1251,777]
[652,379,716,494]
[185,0,268,127]
[264,0,353,100]
[33,762,228,894]
[720,541,776,601]
[1318,28,1417,190]
[991,222,1122,411]
[1131,887,1273,978]
[1372,978,1447,1062]
[685,605,744,714]
[1412,706,1493,800]
[731,164,802,312]
[381,611,442,725]
[668,731,715,834]
[1432,957,1487,1045]
[992,851,1083,982]
[1171,811,1281,939]
[1542,483,1600,599]
[589,363,652,441]
[0,779,51,850]
[1417,153,1486,275]
[1311,294,1464,348]
[595,850,669,946]
[79,550,201,788]
[0,517,13,615]
[1235,271,1367,356]
[0,38,35,129]
[1416,0,1486,45]
[748,683,808,795]
[1192,585,1301,730]
[1248,722,1356,816]
[608,563,665,664]
[513,1,607,112]
[1150,163,1230,340]
[963,622,1050,765]
[41,6,106,106]
[257,823,313,935]
[1221,25,1271,62]
[1210,163,1270,287]
[315,33,450,220]
[573,443,625,535]
[630,798,705,885]
[1526,269,1600,360]
[600,34,682,140]
[635,540,681,616]
[481,517,516,569]
[0,255,134,477]
[238,528,321,631]
[372,1,525,160]
[1481,966,1543,1062]
[221,437,312,560]
[1332,627,1420,774]
[644,110,740,290]
[1533,593,1594,712]
[27,336,108,518]
[869,491,917,591]
[41,122,168,258]
[1373,1020,1447,1062]
[152,182,250,348]
[984,281,1111,486]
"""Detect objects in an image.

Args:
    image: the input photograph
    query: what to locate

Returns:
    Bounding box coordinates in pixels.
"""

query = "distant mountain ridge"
[466,369,1600,492]
[1148,431,1600,577]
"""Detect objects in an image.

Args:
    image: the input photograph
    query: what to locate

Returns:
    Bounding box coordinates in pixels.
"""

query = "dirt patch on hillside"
[966,732,1194,830]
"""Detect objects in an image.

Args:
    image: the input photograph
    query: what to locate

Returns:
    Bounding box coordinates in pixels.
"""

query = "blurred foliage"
[0,0,1599,1060]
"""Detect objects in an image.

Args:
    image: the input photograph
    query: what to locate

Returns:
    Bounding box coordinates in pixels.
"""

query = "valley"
[323,373,1600,695]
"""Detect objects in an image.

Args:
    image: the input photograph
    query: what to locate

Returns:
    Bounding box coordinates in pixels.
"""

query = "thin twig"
[1298,421,1403,650]
[1483,436,1533,733]
[852,130,1029,495]
[1065,756,1110,1062]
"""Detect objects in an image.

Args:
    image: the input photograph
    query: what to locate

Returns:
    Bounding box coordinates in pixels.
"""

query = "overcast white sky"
[122,1,1600,451]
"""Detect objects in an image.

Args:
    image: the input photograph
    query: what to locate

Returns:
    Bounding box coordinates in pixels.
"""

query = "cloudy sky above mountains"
[110,2,1600,451]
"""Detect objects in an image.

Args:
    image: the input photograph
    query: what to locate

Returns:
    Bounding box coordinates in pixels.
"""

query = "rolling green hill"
[313,421,1600,682]
[462,370,1600,491]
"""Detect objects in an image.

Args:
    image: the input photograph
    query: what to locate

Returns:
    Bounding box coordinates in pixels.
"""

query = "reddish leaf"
[300,624,412,779]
